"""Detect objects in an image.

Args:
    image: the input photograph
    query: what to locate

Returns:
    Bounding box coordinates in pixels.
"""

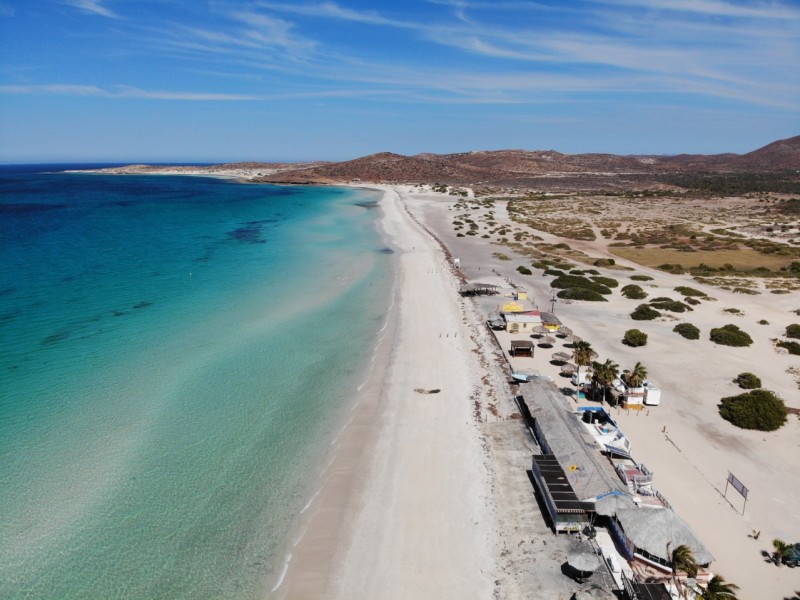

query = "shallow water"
[0,169,390,598]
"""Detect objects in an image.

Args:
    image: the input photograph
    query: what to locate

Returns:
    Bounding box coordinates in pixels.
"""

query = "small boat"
[511,372,536,383]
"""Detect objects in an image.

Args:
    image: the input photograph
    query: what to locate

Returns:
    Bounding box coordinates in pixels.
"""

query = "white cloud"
[62,0,118,18]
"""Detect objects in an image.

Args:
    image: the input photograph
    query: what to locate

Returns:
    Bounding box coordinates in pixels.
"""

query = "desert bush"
[550,275,612,295]
[544,269,566,277]
[709,324,753,347]
[658,264,686,274]
[623,329,648,347]
[786,324,800,339]
[594,258,616,267]
[649,297,692,313]
[758,319,769,325]
[685,297,701,306]
[776,340,800,355]
[531,261,549,269]
[517,266,532,275]
[718,389,787,431]
[674,286,707,297]
[631,275,654,281]
[591,276,620,288]
[631,304,661,320]
[621,284,648,300]
[556,288,607,301]
[733,372,762,389]
[673,323,700,340]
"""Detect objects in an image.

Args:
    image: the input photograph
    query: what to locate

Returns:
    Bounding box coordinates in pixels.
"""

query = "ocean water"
[0,167,391,599]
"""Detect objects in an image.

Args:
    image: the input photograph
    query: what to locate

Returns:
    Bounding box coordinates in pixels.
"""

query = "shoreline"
[269,186,499,598]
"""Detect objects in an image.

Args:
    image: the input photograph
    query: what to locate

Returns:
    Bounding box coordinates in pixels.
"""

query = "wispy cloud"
[62,0,118,18]
[0,84,257,100]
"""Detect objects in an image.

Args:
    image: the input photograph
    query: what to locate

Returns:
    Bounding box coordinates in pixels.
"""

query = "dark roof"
[510,340,535,348]
[532,455,585,513]
[521,379,625,499]
[627,580,671,600]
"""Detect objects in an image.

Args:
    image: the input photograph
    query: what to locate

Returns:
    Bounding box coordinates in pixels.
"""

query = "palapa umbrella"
[540,335,556,346]
[560,363,576,374]
[558,326,574,338]
[594,493,637,517]
[532,324,550,335]
[566,551,601,573]
[569,334,583,344]
[552,351,571,362]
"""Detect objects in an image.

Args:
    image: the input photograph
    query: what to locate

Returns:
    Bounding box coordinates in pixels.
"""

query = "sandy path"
[271,187,497,599]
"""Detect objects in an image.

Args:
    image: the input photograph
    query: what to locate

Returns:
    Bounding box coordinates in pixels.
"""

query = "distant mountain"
[255,136,800,187]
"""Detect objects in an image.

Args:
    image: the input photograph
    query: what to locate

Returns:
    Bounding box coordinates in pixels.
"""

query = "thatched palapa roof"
[615,508,714,564]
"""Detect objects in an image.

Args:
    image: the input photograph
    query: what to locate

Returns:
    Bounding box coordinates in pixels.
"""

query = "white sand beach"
[271,187,499,599]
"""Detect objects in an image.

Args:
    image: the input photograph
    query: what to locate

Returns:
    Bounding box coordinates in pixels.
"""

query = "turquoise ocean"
[0,167,391,599]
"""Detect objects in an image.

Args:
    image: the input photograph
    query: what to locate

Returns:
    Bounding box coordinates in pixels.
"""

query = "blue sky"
[0,0,798,162]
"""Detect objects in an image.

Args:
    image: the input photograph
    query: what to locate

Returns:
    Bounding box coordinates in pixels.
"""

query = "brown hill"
[248,136,800,187]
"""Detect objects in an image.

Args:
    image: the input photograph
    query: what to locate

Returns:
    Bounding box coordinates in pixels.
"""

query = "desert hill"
[253,135,800,188]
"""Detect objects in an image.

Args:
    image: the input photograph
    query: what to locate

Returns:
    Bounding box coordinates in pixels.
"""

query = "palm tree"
[696,574,740,599]
[669,543,698,599]
[773,538,791,566]
[624,361,648,389]
[572,340,596,386]
[594,358,619,404]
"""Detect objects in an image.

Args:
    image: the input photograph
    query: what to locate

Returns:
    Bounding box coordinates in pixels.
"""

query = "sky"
[0,0,799,163]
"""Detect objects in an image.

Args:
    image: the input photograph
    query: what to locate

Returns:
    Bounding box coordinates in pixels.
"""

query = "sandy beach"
[271,185,617,599]
[271,186,498,599]
[403,185,800,600]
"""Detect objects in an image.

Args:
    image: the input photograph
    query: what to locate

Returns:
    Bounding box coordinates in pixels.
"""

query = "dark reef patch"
[133,301,152,309]
[354,200,380,209]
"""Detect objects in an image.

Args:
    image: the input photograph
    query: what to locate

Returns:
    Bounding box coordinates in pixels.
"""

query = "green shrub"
[685,297,701,306]
[517,265,532,275]
[786,324,800,339]
[583,269,600,275]
[623,329,648,347]
[758,319,769,325]
[719,389,787,431]
[674,286,707,297]
[569,269,584,275]
[591,276,620,288]
[531,261,548,269]
[777,340,800,355]
[556,288,608,302]
[709,324,753,347]
[673,323,700,340]
[550,275,612,295]
[733,372,762,389]
[594,258,616,267]
[649,297,692,313]
[723,308,743,315]
[658,263,686,274]
[631,275,654,281]
[544,269,565,277]
[621,284,648,300]
[631,304,661,320]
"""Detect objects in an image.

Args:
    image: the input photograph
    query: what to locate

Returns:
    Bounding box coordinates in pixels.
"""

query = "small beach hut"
[510,340,535,357]
[503,311,542,334]
[502,300,524,313]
